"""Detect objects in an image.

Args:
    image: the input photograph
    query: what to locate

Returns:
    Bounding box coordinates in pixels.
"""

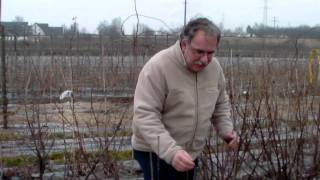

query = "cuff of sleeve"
[163,145,183,165]
[218,126,234,138]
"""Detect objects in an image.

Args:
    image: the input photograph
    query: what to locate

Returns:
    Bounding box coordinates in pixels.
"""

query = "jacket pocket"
[163,88,195,140]
[164,88,194,115]
[199,86,219,120]
[206,87,218,93]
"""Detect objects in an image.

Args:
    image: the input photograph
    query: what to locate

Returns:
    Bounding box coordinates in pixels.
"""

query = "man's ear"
[180,39,188,51]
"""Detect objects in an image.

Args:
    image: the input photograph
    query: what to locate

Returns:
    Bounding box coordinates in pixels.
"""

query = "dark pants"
[133,149,197,180]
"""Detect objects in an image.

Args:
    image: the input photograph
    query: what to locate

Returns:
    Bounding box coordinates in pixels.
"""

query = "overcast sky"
[3,0,320,33]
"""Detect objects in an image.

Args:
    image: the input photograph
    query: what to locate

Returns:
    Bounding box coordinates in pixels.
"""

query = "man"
[132,17,237,180]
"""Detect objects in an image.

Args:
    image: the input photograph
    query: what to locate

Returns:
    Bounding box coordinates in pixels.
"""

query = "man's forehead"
[191,31,217,41]
[191,33,217,44]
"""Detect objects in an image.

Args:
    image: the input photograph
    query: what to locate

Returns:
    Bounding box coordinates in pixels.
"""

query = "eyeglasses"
[188,43,216,57]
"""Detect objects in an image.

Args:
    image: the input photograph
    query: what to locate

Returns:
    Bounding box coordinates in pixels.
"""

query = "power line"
[121,14,176,35]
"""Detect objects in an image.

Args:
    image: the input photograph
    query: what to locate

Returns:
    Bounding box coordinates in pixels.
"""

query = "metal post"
[1,25,7,129]
[184,0,187,27]
[0,0,8,129]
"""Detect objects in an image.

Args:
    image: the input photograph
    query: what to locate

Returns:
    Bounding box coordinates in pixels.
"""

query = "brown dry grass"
[0,101,133,128]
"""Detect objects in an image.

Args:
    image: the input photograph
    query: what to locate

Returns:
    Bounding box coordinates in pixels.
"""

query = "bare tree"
[13,16,25,22]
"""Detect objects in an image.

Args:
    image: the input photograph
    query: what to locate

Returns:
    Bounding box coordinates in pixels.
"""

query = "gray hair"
[180,17,221,44]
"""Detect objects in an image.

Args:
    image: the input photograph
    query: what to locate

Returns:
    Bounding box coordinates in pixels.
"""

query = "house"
[1,21,31,40]
[31,23,63,36]
[32,23,49,36]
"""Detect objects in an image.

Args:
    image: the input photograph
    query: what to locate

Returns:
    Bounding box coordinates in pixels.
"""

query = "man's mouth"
[194,61,208,66]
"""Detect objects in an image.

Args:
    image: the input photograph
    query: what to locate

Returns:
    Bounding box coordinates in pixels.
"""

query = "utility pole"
[272,16,278,37]
[272,16,278,29]
[72,16,77,34]
[263,0,268,26]
[184,0,187,27]
[0,0,8,129]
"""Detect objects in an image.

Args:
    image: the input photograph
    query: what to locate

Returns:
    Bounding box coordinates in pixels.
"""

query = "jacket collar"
[172,40,187,68]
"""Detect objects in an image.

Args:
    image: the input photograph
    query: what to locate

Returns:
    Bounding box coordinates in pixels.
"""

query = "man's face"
[181,30,218,72]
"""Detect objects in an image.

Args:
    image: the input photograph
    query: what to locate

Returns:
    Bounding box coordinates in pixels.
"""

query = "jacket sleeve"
[211,67,234,137]
[133,63,182,164]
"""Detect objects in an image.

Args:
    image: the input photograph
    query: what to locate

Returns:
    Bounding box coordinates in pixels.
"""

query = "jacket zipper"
[189,73,199,149]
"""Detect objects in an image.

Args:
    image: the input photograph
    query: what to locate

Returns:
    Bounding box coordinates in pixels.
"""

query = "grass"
[0,129,131,141]
[95,130,132,138]
[1,155,35,167]
[0,150,131,168]
[46,130,132,140]
[108,150,132,160]
[0,152,65,167]
[48,152,65,164]
[48,132,74,139]
[48,152,64,161]
[0,132,22,141]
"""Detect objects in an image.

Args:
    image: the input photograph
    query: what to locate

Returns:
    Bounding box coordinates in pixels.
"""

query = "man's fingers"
[181,151,194,163]
[224,130,237,143]
[172,150,195,172]
[223,130,238,149]
[229,138,238,149]
[179,155,194,168]
[174,161,193,171]
[175,153,194,170]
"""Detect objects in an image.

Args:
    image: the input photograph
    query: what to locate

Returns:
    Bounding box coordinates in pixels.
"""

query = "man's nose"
[200,53,209,64]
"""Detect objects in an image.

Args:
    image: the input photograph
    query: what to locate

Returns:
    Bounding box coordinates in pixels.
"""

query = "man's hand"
[172,150,195,172]
[223,130,238,149]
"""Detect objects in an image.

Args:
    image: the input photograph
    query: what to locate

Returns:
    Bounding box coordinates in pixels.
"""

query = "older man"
[132,17,237,180]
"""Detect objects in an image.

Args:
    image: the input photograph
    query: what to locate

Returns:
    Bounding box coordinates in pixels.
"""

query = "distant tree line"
[96,17,163,37]
[246,24,320,39]
[8,15,320,39]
